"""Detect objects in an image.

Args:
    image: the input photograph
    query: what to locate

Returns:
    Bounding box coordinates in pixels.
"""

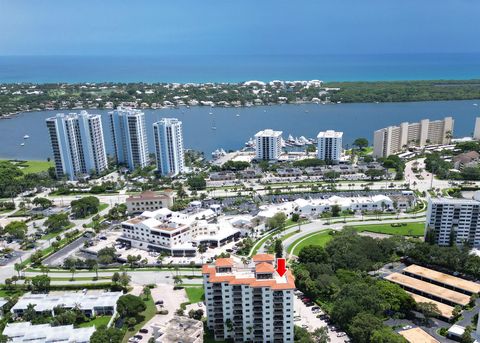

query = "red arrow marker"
[276,258,287,277]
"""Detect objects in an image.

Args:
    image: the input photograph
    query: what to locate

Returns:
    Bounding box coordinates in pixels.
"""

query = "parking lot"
[294,291,349,343]
[84,227,240,266]
[128,284,190,343]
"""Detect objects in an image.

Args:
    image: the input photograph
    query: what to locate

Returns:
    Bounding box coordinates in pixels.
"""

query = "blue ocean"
[1,53,480,83]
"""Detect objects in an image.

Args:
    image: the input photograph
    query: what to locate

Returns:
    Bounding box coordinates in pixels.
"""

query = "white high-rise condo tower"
[426,197,480,248]
[46,111,108,181]
[254,129,283,161]
[153,118,185,177]
[317,130,343,163]
[109,107,149,171]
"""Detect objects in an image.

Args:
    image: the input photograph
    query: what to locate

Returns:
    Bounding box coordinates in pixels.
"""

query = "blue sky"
[0,0,479,56]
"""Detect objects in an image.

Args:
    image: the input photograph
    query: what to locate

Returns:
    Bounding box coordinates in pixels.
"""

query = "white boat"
[20,143,25,146]
[474,103,478,107]
[212,149,227,159]
[209,112,213,115]
[23,135,30,139]
[245,138,255,148]
[236,113,240,117]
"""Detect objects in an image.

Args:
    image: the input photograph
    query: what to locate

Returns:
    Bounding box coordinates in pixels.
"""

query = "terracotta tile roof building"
[202,254,295,342]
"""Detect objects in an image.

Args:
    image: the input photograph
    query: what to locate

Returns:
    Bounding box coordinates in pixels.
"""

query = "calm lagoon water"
[1,100,480,161]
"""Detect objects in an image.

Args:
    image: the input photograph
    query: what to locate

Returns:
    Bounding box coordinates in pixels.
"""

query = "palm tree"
[70,266,76,281]
[93,264,99,280]
[14,263,22,278]
[173,275,183,287]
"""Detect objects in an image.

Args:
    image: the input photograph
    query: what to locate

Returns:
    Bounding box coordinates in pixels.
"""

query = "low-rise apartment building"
[11,291,122,318]
[126,190,174,215]
[202,254,296,342]
[209,171,236,181]
[3,322,95,343]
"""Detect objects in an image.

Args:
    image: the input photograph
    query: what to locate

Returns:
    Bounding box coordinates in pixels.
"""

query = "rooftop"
[11,291,122,313]
[2,322,95,343]
[430,197,480,205]
[152,316,203,343]
[254,129,283,138]
[317,130,343,138]
[255,262,275,273]
[403,264,480,294]
[126,190,173,201]
[215,258,234,267]
[385,273,470,306]
[398,327,439,343]
[252,253,275,263]
[203,254,296,291]
[406,291,454,319]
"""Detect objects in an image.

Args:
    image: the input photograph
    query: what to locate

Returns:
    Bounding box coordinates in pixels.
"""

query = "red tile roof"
[215,258,234,267]
[252,254,275,262]
[255,262,275,273]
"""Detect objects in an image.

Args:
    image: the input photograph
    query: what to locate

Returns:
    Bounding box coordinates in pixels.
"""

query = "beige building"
[373,117,454,158]
[126,190,174,215]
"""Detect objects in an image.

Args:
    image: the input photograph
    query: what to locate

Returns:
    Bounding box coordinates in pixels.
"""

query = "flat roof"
[255,129,282,138]
[317,130,343,138]
[404,264,480,294]
[385,273,470,306]
[399,327,439,343]
[406,291,454,319]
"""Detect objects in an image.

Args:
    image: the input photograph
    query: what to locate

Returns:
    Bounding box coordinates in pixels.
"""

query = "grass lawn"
[41,223,75,241]
[3,160,53,174]
[122,296,156,343]
[0,289,24,298]
[98,203,109,212]
[347,222,425,237]
[185,287,204,303]
[288,230,333,256]
[78,315,112,328]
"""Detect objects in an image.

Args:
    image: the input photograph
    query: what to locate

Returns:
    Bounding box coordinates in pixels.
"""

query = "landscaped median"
[345,221,425,237]
[248,220,308,257]
[287,229,334,257]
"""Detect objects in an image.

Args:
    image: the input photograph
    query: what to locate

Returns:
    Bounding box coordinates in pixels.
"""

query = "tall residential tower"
[317,130,343,163]
[109,107,149,171]
[153,118,185,176]
[202,254,295,342]
[46,111,108,180]
[254,129,283,161]
[426,197,480,248]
